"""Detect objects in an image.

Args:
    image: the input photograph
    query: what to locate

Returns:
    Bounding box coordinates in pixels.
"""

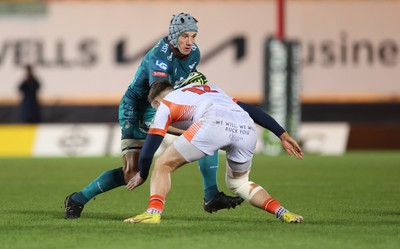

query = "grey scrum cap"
[168,13,198,48]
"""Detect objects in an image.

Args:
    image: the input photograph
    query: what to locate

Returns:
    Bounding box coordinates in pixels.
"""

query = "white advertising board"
[33,124,110,157]
[299,122,350,155]
[0,122,348,157]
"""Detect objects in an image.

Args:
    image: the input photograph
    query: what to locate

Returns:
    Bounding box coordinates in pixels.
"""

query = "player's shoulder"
[165,88,184,101]
[207,84,221,91]
[151,37,173,59]
[148,37,174,69]
[209,84,229,97]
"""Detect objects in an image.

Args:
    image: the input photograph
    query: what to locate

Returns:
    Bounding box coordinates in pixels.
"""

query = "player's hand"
[279,132,303,159]
[126,172,146,190]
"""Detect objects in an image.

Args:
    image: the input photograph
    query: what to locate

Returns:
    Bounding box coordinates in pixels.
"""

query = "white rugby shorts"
[173,109,257,164]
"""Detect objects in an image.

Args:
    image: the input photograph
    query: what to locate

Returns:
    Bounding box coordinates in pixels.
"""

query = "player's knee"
[122,151,140,181]
[156,144,187,173]
[154,157,175,174]
[225,172,263,201]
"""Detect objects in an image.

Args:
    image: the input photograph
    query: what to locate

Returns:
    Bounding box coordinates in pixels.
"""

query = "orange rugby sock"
[263,197,289,220]
[147,195,165,214]
[262,198,282,214]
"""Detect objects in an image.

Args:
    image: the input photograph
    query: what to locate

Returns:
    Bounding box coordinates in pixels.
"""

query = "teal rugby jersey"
[121,37,200,105]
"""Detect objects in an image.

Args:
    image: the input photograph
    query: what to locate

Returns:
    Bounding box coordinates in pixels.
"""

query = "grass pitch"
[0,152,399,249]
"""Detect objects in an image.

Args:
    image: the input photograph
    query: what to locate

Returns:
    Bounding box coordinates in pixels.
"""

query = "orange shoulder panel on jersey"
[161,99,196,122]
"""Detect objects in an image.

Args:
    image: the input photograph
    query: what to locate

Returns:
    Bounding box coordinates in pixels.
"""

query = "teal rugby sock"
[198,151,220,201]
[72,167,125,205]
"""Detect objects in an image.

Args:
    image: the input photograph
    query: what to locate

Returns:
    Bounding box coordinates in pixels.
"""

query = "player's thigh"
[157,141,193,172]
[226,158,252,176]
[119,103,155,140]
[119,101,155,149]
[173,135,207,163]
[119,102,155,172]
[225,121,258,164]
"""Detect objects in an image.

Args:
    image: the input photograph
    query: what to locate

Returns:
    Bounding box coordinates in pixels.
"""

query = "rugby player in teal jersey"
[64,13,243,219]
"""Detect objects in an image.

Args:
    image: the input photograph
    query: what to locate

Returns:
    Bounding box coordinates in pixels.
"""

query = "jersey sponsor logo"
[155,60,168,70]
[161,43,169,53]
[152,71,168,77]
[192,44,198,51]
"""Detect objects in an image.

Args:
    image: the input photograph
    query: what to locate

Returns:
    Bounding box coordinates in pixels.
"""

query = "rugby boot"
[281,212,304,223]
[124,212,161,224]
[203,191,244,213]
[64,192,84,219]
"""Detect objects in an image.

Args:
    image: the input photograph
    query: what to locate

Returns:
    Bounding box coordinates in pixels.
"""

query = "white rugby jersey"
[148,84,245,137]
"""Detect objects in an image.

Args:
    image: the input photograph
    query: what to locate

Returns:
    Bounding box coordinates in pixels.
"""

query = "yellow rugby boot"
[124,212,161,224]
[281,212,304,223]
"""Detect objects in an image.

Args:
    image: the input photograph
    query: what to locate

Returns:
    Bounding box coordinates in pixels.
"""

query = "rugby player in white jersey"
[123,72,304,224]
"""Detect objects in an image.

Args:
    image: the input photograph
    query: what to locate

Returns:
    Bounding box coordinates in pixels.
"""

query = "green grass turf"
[0,152,399,249]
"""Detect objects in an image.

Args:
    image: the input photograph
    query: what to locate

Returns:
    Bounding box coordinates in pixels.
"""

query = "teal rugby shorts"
[118,99,156,140]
